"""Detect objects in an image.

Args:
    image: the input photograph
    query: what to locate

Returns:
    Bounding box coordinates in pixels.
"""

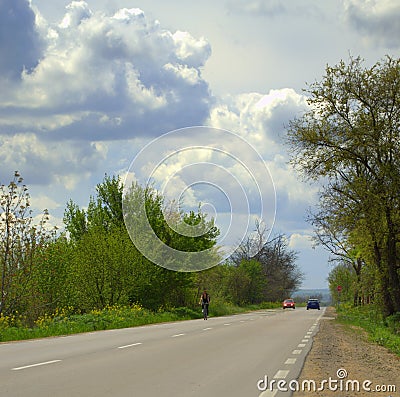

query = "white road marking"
[304,335,311,339]
[292,349,302,355]
[306,331,313,334]
[12,360,61,371]
[302,339,308,343]
[274,369,290,379]
[203,328,212,331]
[171,333,185,338]
[285,358,297,365]
[224,323,231,326]
[117,342,142,349]
[259,389,278,397]
[298,343,306,348]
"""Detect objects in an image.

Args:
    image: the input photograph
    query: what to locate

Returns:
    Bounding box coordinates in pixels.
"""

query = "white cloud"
[30,195,61,211]
[59,1,92,28]
[344,0,400,48]
[288,233,314,250]
[0,1,213,142]
[0,133,106,188]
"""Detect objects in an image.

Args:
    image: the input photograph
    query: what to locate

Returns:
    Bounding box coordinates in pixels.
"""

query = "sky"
[1,0,399,288]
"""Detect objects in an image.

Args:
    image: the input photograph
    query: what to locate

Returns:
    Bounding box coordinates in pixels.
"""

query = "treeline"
[286,55,400,318]
[0,172,302,325]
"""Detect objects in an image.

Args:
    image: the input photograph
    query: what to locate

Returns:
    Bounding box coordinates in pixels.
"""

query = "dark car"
[283,299,295,309]
[306,299,320,310]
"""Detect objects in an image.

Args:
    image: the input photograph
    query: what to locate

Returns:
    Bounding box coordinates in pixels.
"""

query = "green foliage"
[286,55,400,317]
[0,172,57,317]
[338,305,400,356]
[1,172,302,339]
[0,302,283,342]
[70,226,138,310]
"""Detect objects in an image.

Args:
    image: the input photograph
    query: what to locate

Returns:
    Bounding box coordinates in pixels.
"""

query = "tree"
[71,226,138,310]
[286,56,400,316]
[230,222,303,302]
[0,172,56,316]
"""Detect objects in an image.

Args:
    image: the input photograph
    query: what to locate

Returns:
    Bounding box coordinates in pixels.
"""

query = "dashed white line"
[171,333,185,338]
[259,389,277,397]
[304,335,311,339]
[224,323,231,326]
[298,343,306,348]
[292,349,302,355]
[118,342,142,349]
[306,331,313,334]
[12,360,62,371]
[203,327,212,331]
[302,339,308,343]
[274,369,290,379]
[285,358,297,365]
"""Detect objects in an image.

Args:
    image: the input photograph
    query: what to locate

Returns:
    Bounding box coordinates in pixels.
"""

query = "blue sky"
[1,0,399,288]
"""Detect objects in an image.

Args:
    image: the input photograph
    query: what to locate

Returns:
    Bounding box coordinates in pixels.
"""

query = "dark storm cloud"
[0,0,43,79]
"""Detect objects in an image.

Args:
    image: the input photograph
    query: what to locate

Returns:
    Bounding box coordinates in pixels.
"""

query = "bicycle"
[202,303,209,320]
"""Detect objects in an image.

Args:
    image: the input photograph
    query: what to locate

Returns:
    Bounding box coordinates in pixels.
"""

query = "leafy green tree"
[0,172,56,316]
[32,236,73,314]
[71,226,138,310]
[286,56,400,316]
[328,263,358,305]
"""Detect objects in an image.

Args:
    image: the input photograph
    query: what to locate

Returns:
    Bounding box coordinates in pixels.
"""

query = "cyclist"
[199,289,210,320]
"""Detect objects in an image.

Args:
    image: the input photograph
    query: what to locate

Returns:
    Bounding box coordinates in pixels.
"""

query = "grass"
[0,301,282,343]
[337,303,400,357]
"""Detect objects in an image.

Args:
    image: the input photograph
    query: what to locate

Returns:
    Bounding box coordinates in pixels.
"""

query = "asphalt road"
[0,307,325,397]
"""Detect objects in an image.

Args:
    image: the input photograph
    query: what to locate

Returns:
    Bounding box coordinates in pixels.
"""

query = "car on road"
[306,299,320,310]
[283,299,295,309]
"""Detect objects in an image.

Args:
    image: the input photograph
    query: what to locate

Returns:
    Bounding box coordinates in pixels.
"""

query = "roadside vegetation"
[0,301,281,343]
[336,304,400,356]
[0,172,300,342]
[285,55,400,355]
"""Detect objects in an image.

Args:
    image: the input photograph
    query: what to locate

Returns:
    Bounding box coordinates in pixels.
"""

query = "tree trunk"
[373,240,395,317]
[385,207,400,314]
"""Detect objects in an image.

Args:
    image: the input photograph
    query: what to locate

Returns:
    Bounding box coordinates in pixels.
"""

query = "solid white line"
[118,342,142,349]
[12,360,61,371]
[171,333,185,338]
[285,358,297,365]
[274,369,290,379]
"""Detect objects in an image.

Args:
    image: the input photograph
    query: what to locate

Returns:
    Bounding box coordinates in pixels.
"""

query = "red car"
[283,299,295,309]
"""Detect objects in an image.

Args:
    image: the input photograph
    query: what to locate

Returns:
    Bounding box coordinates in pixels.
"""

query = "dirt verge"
[294,307,399,397]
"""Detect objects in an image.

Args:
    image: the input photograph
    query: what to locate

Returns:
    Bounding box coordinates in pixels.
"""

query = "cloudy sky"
[1,0,399,288]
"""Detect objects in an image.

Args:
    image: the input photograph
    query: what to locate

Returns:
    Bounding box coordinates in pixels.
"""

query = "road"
[0,307,325,397]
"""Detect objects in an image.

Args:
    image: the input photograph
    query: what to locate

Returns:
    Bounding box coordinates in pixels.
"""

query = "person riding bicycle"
[199,289,210,319]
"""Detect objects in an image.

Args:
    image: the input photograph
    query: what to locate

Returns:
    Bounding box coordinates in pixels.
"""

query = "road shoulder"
[294,306,399,396]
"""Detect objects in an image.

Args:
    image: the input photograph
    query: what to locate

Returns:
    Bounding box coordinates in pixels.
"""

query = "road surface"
[0,307,325,397]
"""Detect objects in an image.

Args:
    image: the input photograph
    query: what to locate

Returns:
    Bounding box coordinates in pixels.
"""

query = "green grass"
[337,304,400,356]
[0,301,281,343]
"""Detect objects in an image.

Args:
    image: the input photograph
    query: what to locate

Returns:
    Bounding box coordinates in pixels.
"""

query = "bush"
[386,312,400,335]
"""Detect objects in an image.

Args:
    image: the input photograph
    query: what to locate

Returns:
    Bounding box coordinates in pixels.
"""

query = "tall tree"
[0,172,56,316]
[286,56,400,316]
